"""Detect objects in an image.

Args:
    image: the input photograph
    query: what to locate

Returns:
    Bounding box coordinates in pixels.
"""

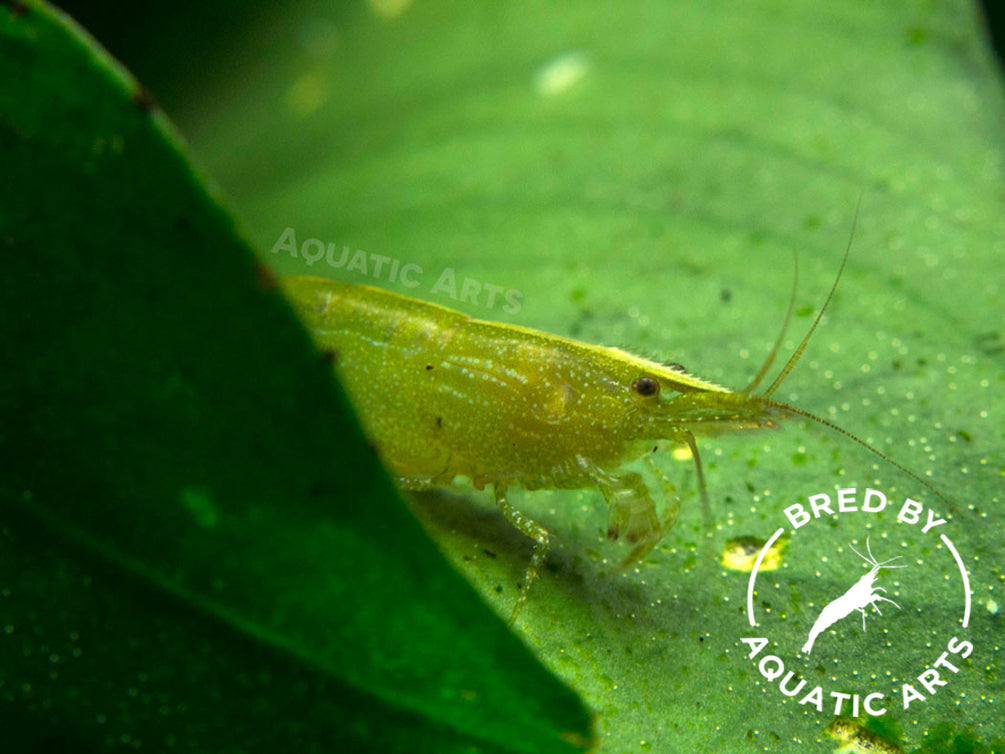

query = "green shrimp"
[280,222,939,624]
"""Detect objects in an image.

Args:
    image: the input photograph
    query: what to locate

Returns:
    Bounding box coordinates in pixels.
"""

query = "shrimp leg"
[645,455,682,535]
[494,483,550,626]
[578,466,661,566]
[683,432,713,532]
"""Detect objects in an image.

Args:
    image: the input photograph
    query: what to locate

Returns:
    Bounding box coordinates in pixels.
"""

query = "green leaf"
[31,0,1005,751]
[144,1,1002,750]
[0,2,593,752]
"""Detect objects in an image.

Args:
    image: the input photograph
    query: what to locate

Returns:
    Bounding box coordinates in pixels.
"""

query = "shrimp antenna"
[848,539,874,566]
[744,249,798,394]
[849,537,907,569]
[762,199,860,399]
[757,200,952,507]
[764,397,950,506]
[876,557,908,569]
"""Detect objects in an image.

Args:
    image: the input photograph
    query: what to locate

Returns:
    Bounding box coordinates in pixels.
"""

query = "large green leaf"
[0,2,593,752]
[142,1,1002,751]
[33,0,1005,751]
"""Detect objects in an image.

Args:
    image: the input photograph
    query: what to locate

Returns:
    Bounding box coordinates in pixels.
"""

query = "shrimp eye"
[632,376,660,397]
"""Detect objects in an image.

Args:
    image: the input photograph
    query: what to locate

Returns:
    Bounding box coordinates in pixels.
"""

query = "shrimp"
[280,215,940,624]
[801,536,907,655]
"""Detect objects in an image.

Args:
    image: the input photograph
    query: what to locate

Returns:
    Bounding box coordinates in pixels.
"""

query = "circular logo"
[736,486,973,726]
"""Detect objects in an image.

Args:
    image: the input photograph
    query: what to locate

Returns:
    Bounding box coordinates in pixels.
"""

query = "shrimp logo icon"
[801,537,906,655]
[737,487,975,725]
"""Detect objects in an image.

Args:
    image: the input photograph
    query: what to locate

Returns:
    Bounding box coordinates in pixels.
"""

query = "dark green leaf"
[0,2,594,752]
